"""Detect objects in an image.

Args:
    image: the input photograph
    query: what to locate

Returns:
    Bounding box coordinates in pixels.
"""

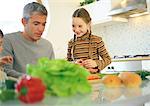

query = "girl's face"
[0,37,3,52]
[72,17,90,37]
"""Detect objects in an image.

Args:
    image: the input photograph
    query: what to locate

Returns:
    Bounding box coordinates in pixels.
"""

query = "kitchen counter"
[1,80,150,106]
[112,57,150,62]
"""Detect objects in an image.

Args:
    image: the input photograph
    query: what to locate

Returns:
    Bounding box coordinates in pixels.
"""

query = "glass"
[1,80,150,105]
[0,69,7,89]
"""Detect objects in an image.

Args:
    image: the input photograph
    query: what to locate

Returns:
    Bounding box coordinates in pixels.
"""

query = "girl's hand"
[83,59,97,68]
[0,56,13,65]
[75,59,84,66]
[87,68,99,73]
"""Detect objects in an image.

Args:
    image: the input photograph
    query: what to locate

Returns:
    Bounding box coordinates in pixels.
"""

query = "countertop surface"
[112,57,150,62]
[1,80,150,106]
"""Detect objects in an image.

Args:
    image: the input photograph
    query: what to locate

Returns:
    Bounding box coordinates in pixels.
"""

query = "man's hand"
[0,56,13,65]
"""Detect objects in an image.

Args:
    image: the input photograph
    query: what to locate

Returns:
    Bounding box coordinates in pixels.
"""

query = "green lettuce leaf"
[26,57,92,97]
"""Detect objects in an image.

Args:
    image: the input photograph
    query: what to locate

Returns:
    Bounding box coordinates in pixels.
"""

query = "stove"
[113,54,150,59]
[102,54,150,73]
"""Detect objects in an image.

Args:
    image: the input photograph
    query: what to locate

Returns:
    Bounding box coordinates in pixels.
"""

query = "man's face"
[22,12,47,42]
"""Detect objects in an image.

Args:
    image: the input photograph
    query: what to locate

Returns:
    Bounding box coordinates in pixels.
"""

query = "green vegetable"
[136,70,150,80]
[27,57,92,97]
[5,79,17,89]
[0,89,16,102]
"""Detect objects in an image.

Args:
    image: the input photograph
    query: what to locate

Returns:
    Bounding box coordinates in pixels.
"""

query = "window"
[0,0,49,36]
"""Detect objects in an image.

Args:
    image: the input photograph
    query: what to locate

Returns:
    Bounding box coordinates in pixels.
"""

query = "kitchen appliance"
[102,61,142,74]
[109,0,150,18]
[101,54,150,74]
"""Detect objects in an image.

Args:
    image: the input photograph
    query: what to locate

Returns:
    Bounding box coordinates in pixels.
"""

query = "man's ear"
[21,18,27,26]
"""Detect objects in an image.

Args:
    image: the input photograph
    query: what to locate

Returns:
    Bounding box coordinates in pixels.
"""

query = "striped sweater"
[67,33,111,71]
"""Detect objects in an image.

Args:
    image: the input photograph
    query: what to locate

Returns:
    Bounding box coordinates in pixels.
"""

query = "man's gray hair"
[23,2,47,20]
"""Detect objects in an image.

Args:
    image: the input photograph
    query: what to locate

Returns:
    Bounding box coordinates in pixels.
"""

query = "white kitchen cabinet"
[142,60,150,71]
[79,0,128,26]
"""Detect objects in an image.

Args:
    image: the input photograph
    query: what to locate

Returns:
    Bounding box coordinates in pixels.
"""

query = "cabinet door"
[79,0,128,26]
[83,0,111,24]
[142,60,150,71]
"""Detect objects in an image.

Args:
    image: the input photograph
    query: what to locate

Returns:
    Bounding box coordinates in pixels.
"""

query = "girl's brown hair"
[72,8,91,24]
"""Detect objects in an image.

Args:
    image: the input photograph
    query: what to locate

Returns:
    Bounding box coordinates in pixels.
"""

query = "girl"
[67,8,111,73]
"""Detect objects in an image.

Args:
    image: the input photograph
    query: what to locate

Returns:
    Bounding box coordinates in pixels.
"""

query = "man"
[0,2,55,78]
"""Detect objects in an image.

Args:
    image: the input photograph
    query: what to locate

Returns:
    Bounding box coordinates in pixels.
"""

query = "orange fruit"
[118,72,142,88]
[102,75,122,88]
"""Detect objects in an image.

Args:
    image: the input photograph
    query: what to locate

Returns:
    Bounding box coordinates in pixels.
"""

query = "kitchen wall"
[45,0,150,59]
[44,0,80,59]
[92,14,150,57]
